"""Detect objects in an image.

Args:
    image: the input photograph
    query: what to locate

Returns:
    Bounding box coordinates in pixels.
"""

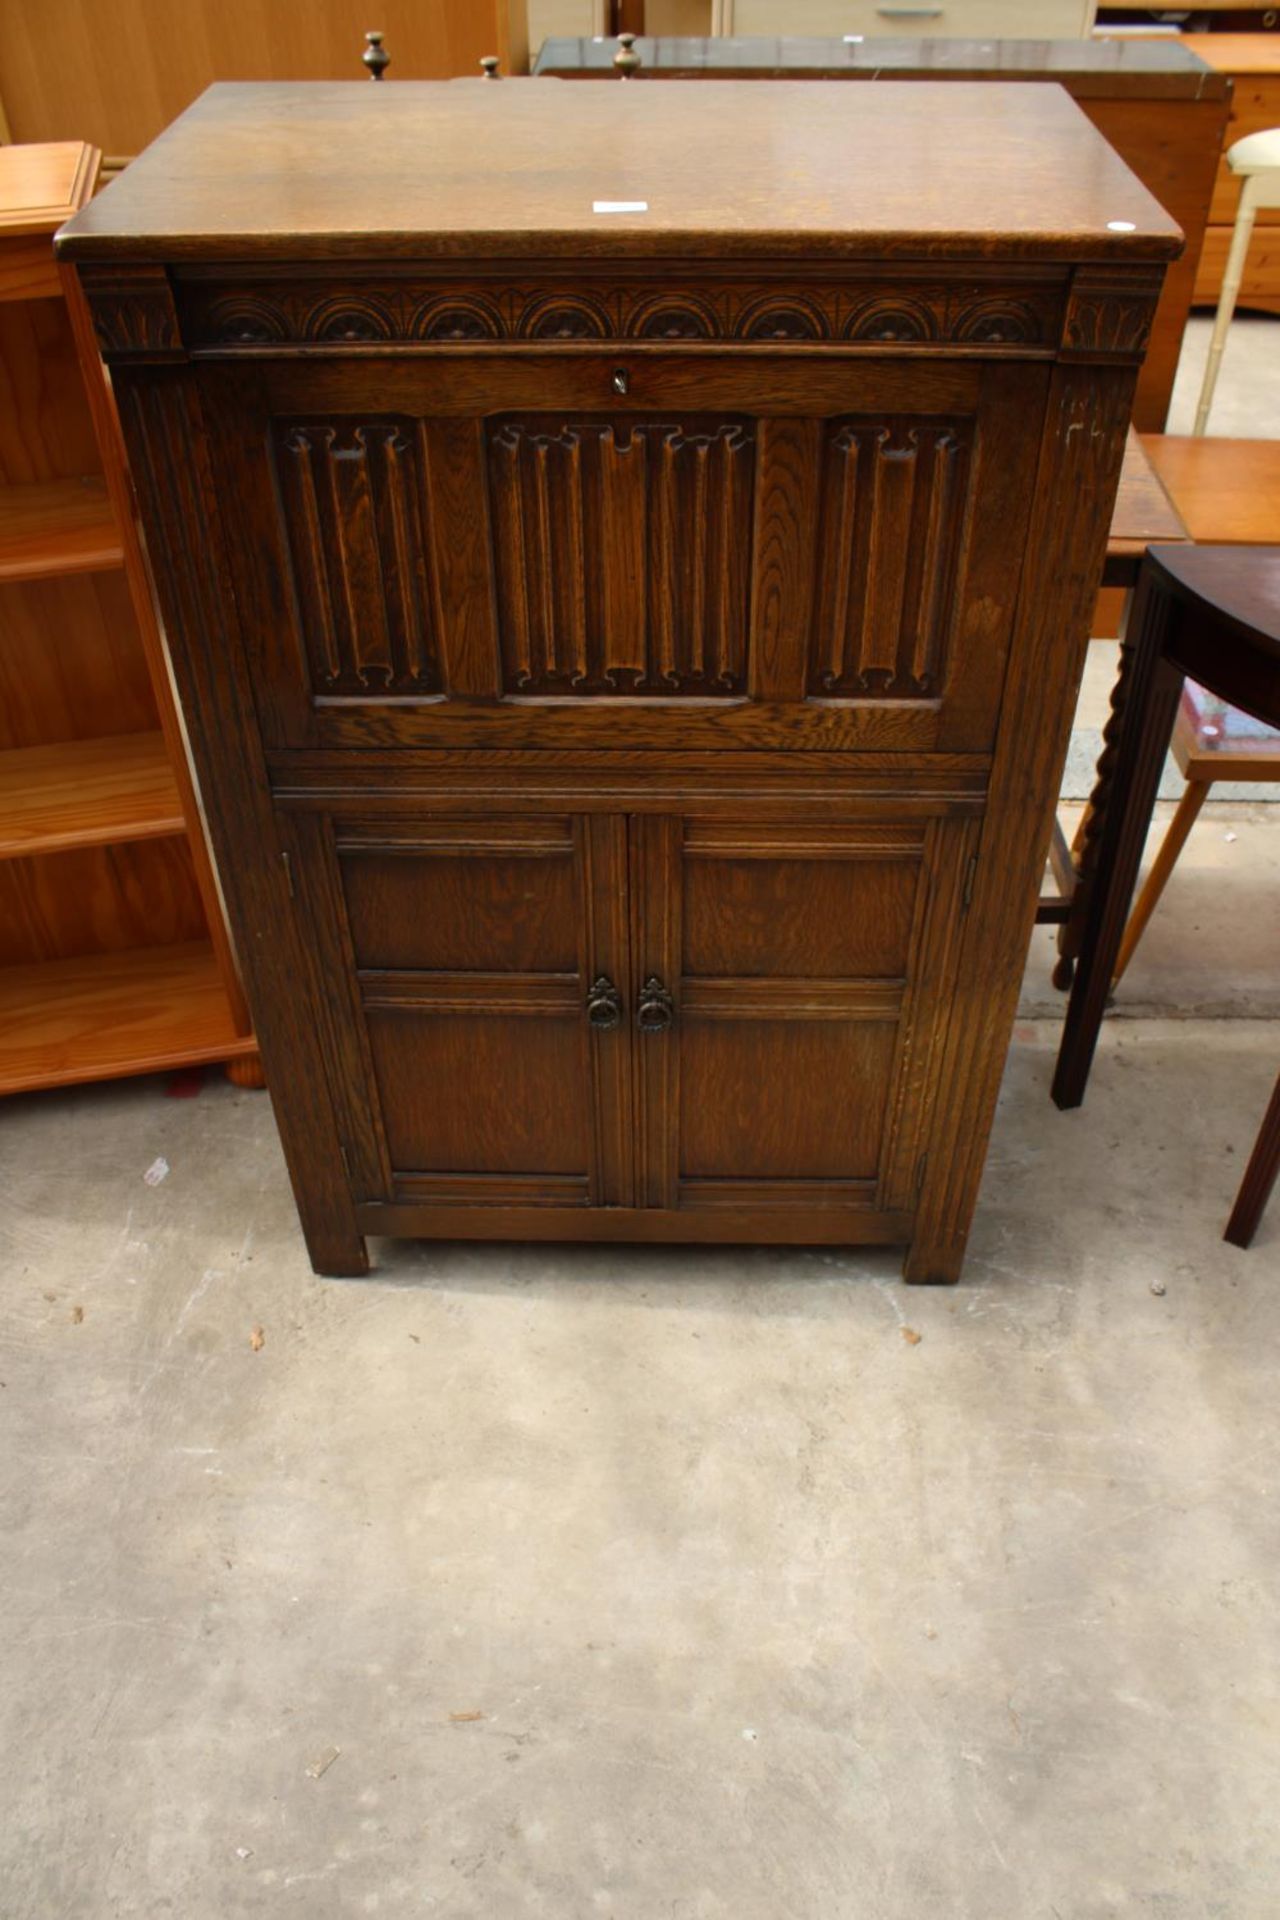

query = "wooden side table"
[1050,542,1280,1246]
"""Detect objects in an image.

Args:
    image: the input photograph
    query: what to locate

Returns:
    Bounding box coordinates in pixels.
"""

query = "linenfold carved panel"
[273,420,442,697]
[487,416,755,696]
[809,418,973,699]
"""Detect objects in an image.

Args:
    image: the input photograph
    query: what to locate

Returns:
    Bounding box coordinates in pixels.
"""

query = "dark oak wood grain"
[532,37,1219,429]
[64,79,1170,1279]
[57,80,1181,267]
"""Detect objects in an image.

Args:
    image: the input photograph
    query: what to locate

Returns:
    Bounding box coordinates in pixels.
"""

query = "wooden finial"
[362,30,390,80]
[480,54,501,80]
[614,32,642,79]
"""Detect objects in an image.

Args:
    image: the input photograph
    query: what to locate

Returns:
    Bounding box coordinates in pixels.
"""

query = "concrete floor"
[1,1020,1277,1918]
[2,321,1278,1916]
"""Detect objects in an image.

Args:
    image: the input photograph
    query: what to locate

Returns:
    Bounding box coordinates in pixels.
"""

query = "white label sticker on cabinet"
[593,200,649,214]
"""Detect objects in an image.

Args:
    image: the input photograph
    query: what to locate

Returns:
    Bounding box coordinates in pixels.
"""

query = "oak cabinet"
[59,78,1179,1279]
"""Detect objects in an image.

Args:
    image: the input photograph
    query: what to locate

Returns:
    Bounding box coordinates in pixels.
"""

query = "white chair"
[1194,128,1280,436]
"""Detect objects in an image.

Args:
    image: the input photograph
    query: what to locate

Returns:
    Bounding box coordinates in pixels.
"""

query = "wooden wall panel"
[0,0,531,158]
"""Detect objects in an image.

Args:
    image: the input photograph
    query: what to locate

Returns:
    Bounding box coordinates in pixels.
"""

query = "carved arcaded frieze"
[170,272,1070,355]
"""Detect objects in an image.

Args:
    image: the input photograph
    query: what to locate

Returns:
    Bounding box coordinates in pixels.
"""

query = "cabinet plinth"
[58,78,1180,1279]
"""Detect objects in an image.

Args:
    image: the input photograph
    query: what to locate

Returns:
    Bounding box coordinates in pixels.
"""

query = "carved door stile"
[582,813,635,1208]
[631,813,682,1211]
[421,417,502,701]
[278,807,395,1203]
[199,361,326,749]
[875,813,982,1214]
[748,417,822,704]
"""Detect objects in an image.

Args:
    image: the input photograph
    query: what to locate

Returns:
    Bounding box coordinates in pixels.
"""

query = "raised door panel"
[284,811,632,1209]
[199,353,1045,754]
[633,812,976,1217]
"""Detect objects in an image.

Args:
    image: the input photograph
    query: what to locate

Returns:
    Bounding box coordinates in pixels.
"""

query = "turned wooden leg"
[1224,1071,1280,1250]
[1054,614,1142,990]
[1194,188,1256,437]
[1059,560,1189,1113]
[225,1053,267,1089]
[1052,567,1186,1111]
[1112,779,1210,987]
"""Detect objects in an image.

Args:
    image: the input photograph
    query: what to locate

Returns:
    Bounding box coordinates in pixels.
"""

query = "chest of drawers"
[721,0,1095,34]
[58,78,1178,1281]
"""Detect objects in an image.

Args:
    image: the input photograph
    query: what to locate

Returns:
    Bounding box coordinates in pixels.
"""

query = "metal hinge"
[962,853,978,911]
[281,849,295,899]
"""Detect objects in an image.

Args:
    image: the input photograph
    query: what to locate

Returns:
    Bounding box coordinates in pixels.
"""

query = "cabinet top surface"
[55,78,1180,266]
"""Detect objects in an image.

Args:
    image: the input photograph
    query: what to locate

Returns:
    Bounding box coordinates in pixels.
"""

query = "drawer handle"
[636,976,675,1034]
[612,366,629,395]
[586,975,623,1031]
[876,6,944,13]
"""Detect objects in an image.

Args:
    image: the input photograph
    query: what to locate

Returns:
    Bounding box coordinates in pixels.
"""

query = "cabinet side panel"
[111,364,368,1275]
[906,363,1138,1283]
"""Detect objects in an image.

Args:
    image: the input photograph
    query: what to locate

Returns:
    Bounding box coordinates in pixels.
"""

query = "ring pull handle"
[636,976,674,1034]
[586,975,622,1031]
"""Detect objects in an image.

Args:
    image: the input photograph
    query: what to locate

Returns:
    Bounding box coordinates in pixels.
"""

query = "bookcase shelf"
[0,732,182,857]
[0,142,260,1095]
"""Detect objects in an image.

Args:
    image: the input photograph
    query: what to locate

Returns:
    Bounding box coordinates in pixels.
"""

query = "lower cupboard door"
[631,813,977,1220]
[288,811,633,1209]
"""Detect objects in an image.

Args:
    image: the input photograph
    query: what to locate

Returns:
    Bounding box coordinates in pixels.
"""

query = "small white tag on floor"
[143,1156,170,1186]
[593,200,648,214]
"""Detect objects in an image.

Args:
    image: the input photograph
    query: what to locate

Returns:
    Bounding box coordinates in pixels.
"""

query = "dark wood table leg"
[1051,568,1186,1110]
[1052,587,1135,989]
[1225,1070,1280,1249]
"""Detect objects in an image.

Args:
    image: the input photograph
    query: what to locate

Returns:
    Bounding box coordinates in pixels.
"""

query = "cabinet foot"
[902,1241,964,1285]
[305,1227,370,1278]
[225,1053,266,1089]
